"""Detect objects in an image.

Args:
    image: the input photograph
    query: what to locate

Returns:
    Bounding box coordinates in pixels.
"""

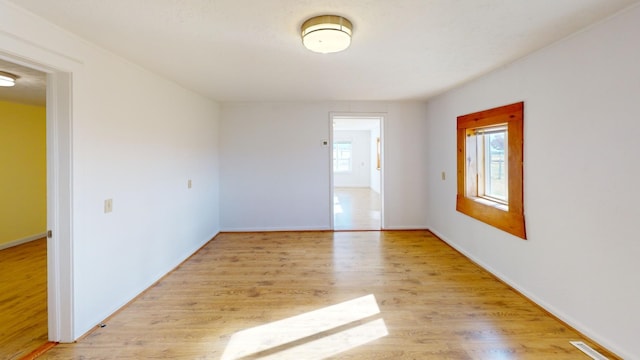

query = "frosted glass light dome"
[301,15,352,54]
[0,71,17,87]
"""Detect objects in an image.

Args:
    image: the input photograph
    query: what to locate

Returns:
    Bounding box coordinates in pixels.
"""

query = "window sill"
[456,195,526,239]
[471,197,508,212]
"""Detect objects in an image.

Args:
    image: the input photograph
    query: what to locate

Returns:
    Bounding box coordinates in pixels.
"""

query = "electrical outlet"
[104,199,113,213]
[188,179,192,189]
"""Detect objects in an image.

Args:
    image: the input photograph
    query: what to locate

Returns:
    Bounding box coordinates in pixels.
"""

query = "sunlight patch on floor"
[256,319,387,360]
[221,294,387,360]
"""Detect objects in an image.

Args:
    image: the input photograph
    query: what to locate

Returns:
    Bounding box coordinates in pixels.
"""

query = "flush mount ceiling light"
[0,71,17,87]
[301,15,352,54]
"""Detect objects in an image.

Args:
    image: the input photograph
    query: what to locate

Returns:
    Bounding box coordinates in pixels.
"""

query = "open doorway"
[0,58,49,358]
[0,48,74,347]
[331,114,383,230]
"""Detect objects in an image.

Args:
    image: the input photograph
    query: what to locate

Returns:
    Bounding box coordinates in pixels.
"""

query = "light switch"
[188,179,192,189]
[441,172,446,181]
[104,199,113,213]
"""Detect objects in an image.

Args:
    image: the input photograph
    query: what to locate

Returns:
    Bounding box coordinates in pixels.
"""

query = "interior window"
[456,102,526,239]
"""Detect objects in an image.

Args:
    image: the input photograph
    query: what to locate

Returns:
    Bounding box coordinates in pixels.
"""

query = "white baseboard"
[79,230,221,340]
[427,227,624,359]
[221,226,332,232]
[382,225,429,230]
[0,233,47,250]
[221,226,429,232]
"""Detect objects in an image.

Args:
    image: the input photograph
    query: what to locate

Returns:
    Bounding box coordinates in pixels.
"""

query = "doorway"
[0,58,49,358]
[0,49,74,345]
[331,114,383,230]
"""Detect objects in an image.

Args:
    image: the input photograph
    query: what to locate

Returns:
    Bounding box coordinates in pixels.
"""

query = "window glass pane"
[333,142,352,172]
[483,131,507,201]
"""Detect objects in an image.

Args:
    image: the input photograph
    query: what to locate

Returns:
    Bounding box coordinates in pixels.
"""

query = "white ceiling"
[0,58,46,106]
[5,0,640,104]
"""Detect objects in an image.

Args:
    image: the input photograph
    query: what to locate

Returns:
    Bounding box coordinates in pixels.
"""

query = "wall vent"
[570,341,608,360]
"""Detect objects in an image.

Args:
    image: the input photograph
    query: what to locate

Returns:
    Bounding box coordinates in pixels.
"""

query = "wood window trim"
[456,102,526,239]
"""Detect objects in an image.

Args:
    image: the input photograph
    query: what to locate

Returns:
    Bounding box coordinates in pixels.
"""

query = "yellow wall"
[0,100,46,246]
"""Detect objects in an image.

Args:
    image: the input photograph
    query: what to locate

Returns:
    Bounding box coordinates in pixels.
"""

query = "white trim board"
[382,226,429,230]
[427,227,622,359]
[0,233,47,250]
[221,226,332,233]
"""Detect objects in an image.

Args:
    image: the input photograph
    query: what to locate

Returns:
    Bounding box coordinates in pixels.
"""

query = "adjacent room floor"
[39,231,616,359]
[333,187,381,230]
[0,238,48,360]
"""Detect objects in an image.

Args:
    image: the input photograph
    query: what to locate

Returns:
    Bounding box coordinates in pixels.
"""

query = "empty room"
[1,1,639,359]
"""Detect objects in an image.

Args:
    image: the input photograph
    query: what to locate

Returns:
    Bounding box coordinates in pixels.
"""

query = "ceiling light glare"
[0,71,17,87]
[301,15,352,54]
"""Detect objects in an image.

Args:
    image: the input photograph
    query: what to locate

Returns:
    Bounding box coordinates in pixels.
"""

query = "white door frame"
[46,70,74,342]
[329,112,385,230]
[0,50,75,342]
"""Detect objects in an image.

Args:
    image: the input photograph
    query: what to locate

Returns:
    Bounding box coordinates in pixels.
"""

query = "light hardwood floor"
[334,187,381,230]
[0,238,48,360]
[39,231,616,359]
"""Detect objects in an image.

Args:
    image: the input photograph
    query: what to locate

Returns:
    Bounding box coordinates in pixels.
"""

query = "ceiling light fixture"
[0,71,17,87]
[301,15,352,54]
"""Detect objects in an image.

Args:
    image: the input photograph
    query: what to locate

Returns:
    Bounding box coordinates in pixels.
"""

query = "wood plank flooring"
[40,231,616,359]
[0,238,48,360]
[334,188,381,230]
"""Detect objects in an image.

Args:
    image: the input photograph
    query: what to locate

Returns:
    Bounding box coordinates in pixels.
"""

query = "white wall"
[220,102,428,231]
[424,4,640,358]
[333,130,371,188]
[1,1,221,340]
